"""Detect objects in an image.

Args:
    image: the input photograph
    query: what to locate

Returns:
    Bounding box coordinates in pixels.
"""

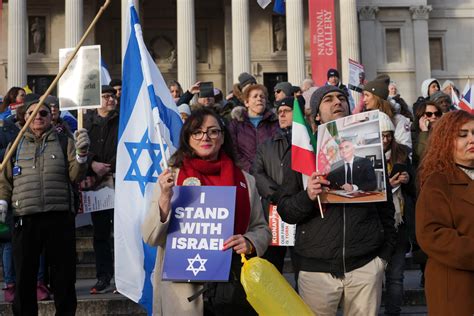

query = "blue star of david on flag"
[124,129,165,195]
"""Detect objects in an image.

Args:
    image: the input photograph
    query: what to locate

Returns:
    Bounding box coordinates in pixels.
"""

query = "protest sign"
[162,186,236,282]
[77,175,115,214]
[348,59,365,92]
[316,110,387,203]
[268,204,295,246]
[58,45,102,110]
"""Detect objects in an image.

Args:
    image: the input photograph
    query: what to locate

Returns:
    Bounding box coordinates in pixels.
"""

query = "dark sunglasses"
[274,89,282,94]
[424,111,442,118]
[27,110,49,117]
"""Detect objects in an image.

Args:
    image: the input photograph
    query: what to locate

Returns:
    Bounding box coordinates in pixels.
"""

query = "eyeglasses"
[277,108,292,115]
[191,128,222,140]
[382,133,393,140]
[424,111,442,118]
[101,94,116,100]
[27,110,49,117]
[274,89,282,94]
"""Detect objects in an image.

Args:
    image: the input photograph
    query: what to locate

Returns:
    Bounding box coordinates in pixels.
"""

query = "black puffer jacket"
[251,128,291,218]
[277,154,397,277]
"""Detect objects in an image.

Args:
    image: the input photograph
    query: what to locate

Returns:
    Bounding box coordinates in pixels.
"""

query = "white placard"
[268,204,296,246]
[58,45,102,110]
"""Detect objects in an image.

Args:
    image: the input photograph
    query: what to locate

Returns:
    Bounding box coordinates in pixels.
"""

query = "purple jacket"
[228,109,279,172]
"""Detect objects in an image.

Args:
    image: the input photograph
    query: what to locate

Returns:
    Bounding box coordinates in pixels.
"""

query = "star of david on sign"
[186,254,207,276]
[124,129,165,195]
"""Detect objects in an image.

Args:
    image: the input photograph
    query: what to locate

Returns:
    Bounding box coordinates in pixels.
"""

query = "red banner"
[309,0,338,86]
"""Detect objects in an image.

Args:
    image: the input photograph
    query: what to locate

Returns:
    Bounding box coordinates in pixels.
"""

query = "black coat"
[84,109,119,172]
[277,151,397,277]
[327,156,377,191]
[251,128,291,217]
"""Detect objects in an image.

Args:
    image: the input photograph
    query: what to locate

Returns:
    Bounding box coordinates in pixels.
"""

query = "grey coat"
[141,169,270,316]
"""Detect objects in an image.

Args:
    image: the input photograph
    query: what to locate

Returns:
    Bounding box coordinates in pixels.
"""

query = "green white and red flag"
[291,98,317,176]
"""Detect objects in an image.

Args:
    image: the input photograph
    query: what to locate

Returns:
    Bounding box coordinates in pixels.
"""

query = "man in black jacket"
[251,96,298,272]
[83,85,119,294]
[278,85,396,316]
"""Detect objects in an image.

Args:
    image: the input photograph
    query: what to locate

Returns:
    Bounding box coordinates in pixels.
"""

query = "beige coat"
[142,169,271,316]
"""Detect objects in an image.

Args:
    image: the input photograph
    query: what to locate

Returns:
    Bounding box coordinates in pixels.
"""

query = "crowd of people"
[0,66,472,316]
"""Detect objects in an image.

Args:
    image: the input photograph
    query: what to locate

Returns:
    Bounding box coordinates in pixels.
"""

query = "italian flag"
[291,98,317,176]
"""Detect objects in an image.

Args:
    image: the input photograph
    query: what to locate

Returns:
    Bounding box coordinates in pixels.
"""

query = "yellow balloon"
[240,254,315,316]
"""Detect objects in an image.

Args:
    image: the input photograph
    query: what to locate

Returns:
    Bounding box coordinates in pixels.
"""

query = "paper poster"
[316,110,387,203]
[348,59,365,92]
[162,186,236,282]
[58,45,102,110]
[78,175,115,213]
[268,204,295,246]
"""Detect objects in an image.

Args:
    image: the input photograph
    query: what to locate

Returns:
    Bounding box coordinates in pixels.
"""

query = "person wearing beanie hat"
[278,77,396,316]
[429,91,451,113]
[325,68,355,111]
[273,82,292,102]
[420,78,440,99]
[364,74,390,101]
[380,110,415,316]
[363,76,412,148]
[238,72,257,91]
[310,85,349,124]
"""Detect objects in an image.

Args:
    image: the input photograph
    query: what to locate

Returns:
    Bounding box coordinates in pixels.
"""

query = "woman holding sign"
[416,110,474,316]
[142,108,271,316]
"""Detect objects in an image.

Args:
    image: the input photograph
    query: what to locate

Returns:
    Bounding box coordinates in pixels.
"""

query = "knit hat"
[429,91,450,103]
[24,93,51,111]
[109,79,122,87]
[364,74,390,100]
[238,72,256,90]
[102,85,116,95]
[274,82,292,96]
[327,68,340,79]
[275,96,305,111]
[379,111,395,132]
[177,103,191,116]
[310,85,348,117]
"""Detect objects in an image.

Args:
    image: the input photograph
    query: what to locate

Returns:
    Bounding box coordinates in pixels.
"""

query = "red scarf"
[177,151,250,235]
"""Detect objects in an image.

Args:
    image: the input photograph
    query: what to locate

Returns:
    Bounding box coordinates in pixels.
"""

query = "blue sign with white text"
[162,186,236,282]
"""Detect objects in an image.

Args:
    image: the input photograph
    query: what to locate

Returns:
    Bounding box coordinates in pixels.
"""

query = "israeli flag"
[114,2,182,314]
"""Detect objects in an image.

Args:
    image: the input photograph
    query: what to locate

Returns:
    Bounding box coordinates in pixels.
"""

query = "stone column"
[232,0,250,83]
[340,0,360,86]
[358,6,379,80]
[177,0,196,91]
[410,5,432,91]
[286,0,305,85]
[121,0,139,62]
[7,0,27,88]
[65,0,83,47]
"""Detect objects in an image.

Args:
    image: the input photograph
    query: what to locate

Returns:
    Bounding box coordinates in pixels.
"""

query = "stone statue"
[273,16,286,52]
[31,17,45,54]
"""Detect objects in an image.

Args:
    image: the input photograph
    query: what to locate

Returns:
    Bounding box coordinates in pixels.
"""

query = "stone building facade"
[0,0,473,104]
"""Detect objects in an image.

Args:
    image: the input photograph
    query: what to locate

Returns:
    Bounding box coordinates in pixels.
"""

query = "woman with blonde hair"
[416,110,474,316]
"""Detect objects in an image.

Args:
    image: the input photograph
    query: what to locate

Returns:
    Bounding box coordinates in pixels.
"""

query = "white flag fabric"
[257,0,272,9]
[114,2,182,314]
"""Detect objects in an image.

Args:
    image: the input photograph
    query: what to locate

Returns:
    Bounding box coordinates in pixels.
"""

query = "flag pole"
[317,195,324,219]
[0,0,112,173]
[154,119,169,170]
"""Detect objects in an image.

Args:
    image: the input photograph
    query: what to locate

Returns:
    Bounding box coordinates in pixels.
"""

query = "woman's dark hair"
[170,108,236,168]
[2,87,25,113]
[414,101,443,132]
[386,131,410,165]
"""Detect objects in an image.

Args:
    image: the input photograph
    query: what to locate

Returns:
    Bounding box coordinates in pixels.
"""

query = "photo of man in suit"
[327,139,377,192]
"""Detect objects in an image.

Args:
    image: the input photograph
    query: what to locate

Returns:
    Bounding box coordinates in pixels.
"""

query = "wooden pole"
[0,0,111,172]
